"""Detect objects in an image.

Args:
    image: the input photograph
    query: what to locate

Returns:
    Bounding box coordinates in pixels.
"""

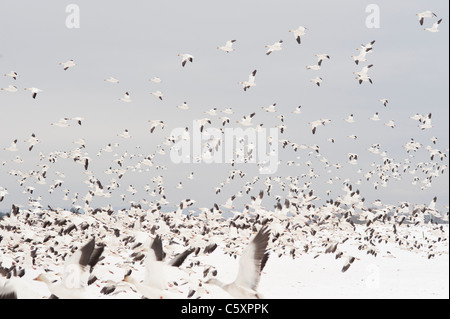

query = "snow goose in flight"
[177,101,189,110]
[34,238,104,299]
[425,19,443,32]
[0,187,8,202]
[369,112,380,121]
[306,64,321,71]
[123,235,194,298]
[149,77,162,83]
[24,87,42,99]
[344,114,355,123]
[361,40,376,52]
[236,113,255,126]
[354,64,374,84]
[265,40,283,55]
[217,40,237,53]
[239,69,257,91]
[315,54,330,66]
[289,26,307,44]
[24,134,39,151]
[104,76,119,84]
[178,53,194,67]
[380,99,389,107]
[310,77,323,86]
[419,113,433,130]
[222,108,234,115]
[385,120,396,128]
[149,120,165,133]
[4,71,18,80]
[205,226,270,299]
[261,103,277,113]
[151,90,164,100]
[59,59,76,70]
[292,105,302,114]
[3,140,18,152]
[1,85,18,93]
[117,129,132,139]
[309,119,325,135]
[416,11,437,25]
[51,118,70,127]
[351,48,371,65]
[119,92,132,103]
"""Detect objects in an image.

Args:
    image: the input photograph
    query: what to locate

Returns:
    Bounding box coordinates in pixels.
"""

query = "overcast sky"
[0,0,448,211]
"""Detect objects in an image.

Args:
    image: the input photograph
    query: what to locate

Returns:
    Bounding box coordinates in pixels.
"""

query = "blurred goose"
[416,11,437,25]
[425,19,443,32]
[289,26,307,44]
[217,40,237,53]
[4,71,18,80]
[205,227,270,299]
[24,87,42,99]
[265,40,283,55]
[178,53,194,67]
[59,59,76,70]
[239,70,257,91]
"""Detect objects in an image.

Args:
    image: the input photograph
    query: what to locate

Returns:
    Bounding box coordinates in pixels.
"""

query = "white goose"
[178,53,194,67]
[151,91,164,100]
[1,85,18,93]
[265,40,283,55]
[239,70,257,91]
[104,76,119,84]
[310,77,323,87]
[24,87,42,99]
[289,26,307,44]
[205,227,270,299]
[59,59,76,70]
[236,113,255,126]
[4,71,18,80]
[119,92,132,103]
[416,11,437,26]
[34,238,104,299]
[425,19,443,32]
[217,40,237,53]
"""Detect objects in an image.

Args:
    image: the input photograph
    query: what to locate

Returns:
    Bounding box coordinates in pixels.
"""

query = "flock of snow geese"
[0,10,449,299]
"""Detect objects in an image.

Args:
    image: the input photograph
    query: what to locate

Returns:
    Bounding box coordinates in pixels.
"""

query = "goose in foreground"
[425,19,443,32]
[416,11,437,26]
[217,40,237,53]
[289,26,307,44]
[123,235,194,298]
[34,238,104,299]
[205,226,270,299]
[24,87,42,99]
[239,70,257,91]
[178,53,194,67]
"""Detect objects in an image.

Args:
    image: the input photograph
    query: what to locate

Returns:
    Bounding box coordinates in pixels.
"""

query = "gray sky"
[0,0,448,211]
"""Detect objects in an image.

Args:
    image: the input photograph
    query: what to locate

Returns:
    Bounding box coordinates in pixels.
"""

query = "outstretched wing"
[234,227,270,291]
